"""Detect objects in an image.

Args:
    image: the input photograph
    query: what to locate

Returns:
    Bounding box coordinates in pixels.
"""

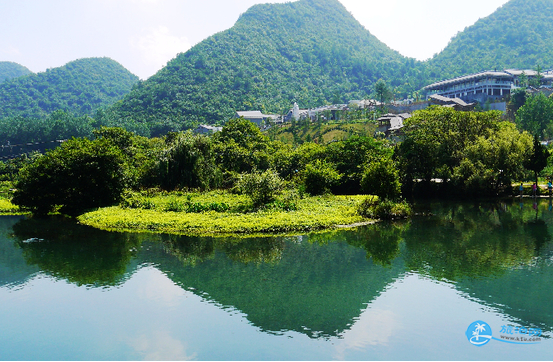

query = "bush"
[12,138,128,216]
[356,196,411,220]
[303,159,342,195]
[237,169,284,207]
[361,157,401,200]
[120,191,156,209]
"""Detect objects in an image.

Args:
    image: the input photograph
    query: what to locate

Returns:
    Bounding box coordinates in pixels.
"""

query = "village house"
[235,111,279,127]
[194,124,222,134]
[428,94,475,111]
[376,113,410,137]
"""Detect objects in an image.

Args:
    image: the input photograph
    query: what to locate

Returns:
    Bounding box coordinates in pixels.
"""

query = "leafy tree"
[12,138,128,216]
[157,131,221,190]
[524,135,550,185]
[324,135,389,194]
[237,169,284,207]
[374,78,392,107]
[397,107,501,189]
[397,107,531,196]
[516,92,553,139]
[451,122,532,195]
[506,88,528,121]
[302,159,342,196]
[360,156,401,200]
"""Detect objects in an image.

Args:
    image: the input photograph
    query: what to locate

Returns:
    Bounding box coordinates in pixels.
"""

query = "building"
[428,94,475,111]
[194,124,222,134]
[376,113,410,136]
[235,111,279,127]
[424,69,553,105]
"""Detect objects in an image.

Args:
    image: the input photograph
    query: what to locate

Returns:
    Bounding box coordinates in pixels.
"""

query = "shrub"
[120,191,156,209]
[356,196,411,220]
[237,169,284,207]
[303,159,342,195]
[361,157,401,200]
[13,138,128,216]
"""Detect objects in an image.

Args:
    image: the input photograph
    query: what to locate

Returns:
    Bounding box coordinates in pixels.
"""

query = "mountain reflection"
[1,198,552,338]
[10,216,142,287]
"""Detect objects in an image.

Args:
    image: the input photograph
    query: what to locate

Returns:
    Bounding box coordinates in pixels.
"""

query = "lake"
[0,199,552,360]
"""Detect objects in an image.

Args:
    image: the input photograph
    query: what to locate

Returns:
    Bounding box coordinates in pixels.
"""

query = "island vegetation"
[2,99,552,236]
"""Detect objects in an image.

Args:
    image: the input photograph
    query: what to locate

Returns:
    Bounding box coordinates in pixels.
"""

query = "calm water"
[1,199,552,361]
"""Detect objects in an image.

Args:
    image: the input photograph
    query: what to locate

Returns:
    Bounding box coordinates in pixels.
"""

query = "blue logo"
[466,321,542,346]
[466,321,493,346]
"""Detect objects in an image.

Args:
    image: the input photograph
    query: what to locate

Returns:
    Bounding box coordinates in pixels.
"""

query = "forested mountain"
[0,62,32,83]
[0,58,139,119]
[3,0,553,137]
[104,0,427,135]
[428,0,553,80]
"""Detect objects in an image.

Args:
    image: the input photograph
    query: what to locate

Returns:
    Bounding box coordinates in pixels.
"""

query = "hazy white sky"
[0,0,509,80]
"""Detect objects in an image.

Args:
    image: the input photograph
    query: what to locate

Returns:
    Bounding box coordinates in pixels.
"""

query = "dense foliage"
[104,0,425,133]
[516,92,553,139]
[397,107,534,196]
[0,61,32,83]
[0,57,138,119]
[12,138,129,216]
[2,0,553,137]
[428,0,553,80]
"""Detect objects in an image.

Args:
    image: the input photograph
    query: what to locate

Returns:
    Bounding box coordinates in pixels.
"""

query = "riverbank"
[77,192,374,236]
[0,199,24,215]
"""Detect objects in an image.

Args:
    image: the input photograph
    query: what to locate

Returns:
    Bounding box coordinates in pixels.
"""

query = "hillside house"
[235,111,279,127]
[376,113,410,136]
[429,94,475,111]
[194,124,222,134]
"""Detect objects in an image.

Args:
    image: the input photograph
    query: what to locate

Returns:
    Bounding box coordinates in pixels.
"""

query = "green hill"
[4,0,553,137]
[428,0,553,80]
[0,57,139,119]
[0,62,32,83]
[104,0,426,135]
[107,0,553,135]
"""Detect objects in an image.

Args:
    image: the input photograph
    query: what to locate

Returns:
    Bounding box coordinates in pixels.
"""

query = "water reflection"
[10,216,142,287]
[1,198,552,343]
[404,201,550,281]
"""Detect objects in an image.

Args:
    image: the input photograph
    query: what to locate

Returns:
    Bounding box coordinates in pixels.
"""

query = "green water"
[0,199,552,360]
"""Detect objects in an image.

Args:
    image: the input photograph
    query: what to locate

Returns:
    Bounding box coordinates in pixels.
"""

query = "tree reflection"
[158,234,286,266]
[403,201,551,281]
[12,216,141,287]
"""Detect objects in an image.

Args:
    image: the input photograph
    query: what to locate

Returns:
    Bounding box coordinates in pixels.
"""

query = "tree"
[374,79,391,108]
[451,122,532,195]
[237,169,284,207]
[157,131,221,191]
[302,159,342,196]
[516,92,553,139]
[524,135,550,186]
[360,156,401,200]
[12,138,128,216]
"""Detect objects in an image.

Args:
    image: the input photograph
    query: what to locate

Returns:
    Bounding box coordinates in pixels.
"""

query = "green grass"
[78,192,371,237]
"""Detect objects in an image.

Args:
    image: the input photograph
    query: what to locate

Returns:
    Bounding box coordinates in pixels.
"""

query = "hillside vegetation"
[104,0,553,133]
[0,62,32,83]
[429,0,553,79]
[104,0,427,135]
[0,57,139,119]
[2,0,553,137]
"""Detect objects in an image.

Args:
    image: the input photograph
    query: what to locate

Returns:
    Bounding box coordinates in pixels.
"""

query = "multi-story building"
[424,69,553,104]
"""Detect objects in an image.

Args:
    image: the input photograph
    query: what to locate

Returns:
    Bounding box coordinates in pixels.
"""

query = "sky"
[0,0,510,80]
